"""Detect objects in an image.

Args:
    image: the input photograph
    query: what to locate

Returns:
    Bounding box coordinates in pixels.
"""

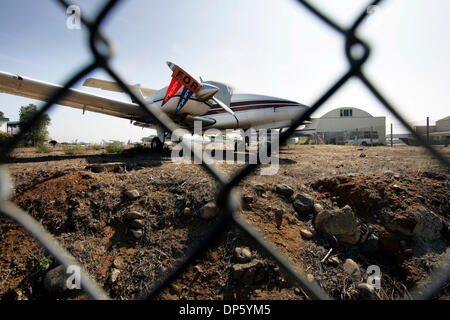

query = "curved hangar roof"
[321,107,374,118]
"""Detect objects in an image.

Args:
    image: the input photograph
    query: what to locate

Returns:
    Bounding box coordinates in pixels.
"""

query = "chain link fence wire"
[0,0,449,300]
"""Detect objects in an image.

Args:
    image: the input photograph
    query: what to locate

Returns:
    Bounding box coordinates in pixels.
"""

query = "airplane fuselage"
[146,84,308,131]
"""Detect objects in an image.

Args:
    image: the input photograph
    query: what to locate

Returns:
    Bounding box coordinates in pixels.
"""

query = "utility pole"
[390,123,393,147]
[426,117,430,145]
[370,126,373,146]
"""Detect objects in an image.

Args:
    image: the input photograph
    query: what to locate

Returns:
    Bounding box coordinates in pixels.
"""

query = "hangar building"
[303,107,386,145]
[410,116,450,145]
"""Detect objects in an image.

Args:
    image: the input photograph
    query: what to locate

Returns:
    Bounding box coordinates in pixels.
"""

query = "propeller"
[166,61,235,116]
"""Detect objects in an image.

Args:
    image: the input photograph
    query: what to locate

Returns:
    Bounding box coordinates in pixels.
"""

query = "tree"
[0,111,4,118]
[19,104,51,146]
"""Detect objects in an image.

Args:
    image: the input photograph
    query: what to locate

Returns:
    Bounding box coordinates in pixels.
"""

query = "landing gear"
[151,137,163,152]
[149,125,166,153]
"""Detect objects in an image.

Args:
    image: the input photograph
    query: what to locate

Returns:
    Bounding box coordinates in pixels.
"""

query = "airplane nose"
[195,84,219,101]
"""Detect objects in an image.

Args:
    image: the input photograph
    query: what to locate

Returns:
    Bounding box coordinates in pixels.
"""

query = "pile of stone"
[230,247,267,285]
[126,210,146,239]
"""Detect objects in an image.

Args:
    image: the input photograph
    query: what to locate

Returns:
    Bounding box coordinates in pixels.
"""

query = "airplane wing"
[83,78,156,97]
[0,70,150,122]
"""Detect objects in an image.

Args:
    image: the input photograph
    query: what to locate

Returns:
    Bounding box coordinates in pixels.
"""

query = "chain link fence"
[0,0,449,300]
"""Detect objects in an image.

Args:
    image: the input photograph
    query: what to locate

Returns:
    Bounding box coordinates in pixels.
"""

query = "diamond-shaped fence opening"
[0,0,448,300]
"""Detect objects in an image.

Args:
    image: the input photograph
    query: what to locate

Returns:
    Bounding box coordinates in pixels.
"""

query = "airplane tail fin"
[164,61,235,115]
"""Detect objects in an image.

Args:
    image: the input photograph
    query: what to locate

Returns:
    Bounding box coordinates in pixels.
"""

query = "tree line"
[0,104,51,147]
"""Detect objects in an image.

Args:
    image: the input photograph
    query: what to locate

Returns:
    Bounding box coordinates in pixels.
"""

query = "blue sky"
[0,0,449,143]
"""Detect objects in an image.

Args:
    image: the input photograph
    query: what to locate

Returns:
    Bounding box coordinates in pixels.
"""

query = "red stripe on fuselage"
[204,101,302,115]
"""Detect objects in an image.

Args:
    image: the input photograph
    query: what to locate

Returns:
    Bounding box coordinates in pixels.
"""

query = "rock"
[306,274,315,283]
[234,247,252,263]
[80,171,96,179]
[292,192,315,215]
[200,202,217,221]
[130,219,145,228]
[383,170,394,177]
[390,205,443,240]
[110,268,120,283]
[126,211,144,220]
[242,195,254,210]
[43,265,72,296]
[359,224,370,243]
[252,183,266,192]
[113,257,124,269]
[274,184,294,198]
[329,257,341,266]
[231,259,265,283]
[193,265,203,273]
[360,234,379,254]
[411,207,443,240]
[359,153,366,158]
[300,229,314,239]
[130,228,143,239]
[392,184,405,192]
[13,289,27,300]
[86,162,125,173]
[124,189,140,200]
[357,283,378,300]
[343,259,361,280]
[404,248,414,256]
[183,207,191,216]
[315,205,360,244]
[314,203,324,214]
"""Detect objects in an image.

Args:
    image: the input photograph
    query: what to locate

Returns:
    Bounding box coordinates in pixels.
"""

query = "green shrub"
[35,144,52,153]
[0,131,12,145]
[105,144,124,153]
[87,144,103,151]
[62,145,85,155]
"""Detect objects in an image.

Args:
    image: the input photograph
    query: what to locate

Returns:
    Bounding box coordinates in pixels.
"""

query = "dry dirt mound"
[1,169,296,300]
[311,172,449,291]
[1,156,449,300]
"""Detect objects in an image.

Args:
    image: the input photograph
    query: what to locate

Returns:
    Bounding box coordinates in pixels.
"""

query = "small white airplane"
[0,62,309,151]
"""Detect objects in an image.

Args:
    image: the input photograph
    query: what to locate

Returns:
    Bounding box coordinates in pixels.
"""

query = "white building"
[6,120,20,135]
[413,116,450,145]
[303,107,386,145]
[0,117,9,133]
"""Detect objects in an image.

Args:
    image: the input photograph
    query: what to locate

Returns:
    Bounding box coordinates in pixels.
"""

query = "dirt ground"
[0,144,449,300]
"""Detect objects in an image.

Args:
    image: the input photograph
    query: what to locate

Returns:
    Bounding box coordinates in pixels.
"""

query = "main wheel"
[151,137,163,152]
